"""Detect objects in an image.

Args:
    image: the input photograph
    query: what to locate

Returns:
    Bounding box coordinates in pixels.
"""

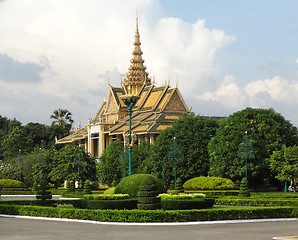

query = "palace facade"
[56,18,190,158]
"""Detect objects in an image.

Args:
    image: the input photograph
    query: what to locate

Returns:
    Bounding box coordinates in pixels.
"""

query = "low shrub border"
[161,198,215,210]
[76,199,138,210]
[0,204,296,222]
[185,190,239,197]
[215,198,298,207]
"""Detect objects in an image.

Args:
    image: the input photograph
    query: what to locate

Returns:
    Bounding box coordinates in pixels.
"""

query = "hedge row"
[0,204,296,222]
[74,199,138,210]
[84,194,129,200]
[161,198,215,210]
[215,198,298,207]
[0,199,80,206]
[185,190,239,197]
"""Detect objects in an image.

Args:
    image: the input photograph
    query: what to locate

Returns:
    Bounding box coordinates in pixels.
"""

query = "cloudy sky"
[0,0,298,128]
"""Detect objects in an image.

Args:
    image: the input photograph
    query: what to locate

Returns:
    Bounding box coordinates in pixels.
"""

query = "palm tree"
[50,109,74,131]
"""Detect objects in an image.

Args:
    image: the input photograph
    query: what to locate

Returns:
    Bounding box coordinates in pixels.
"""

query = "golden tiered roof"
[123,16,151,95]
[56,16,189,146]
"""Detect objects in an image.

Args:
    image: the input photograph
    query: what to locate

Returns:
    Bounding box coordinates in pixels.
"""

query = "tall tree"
[1,126,33,161]
[269,145,298,192]
[142,114,219,185]
[50,108,74,131]
[48,144,96,186]
[97,140,123,186]
[208,108,298,187]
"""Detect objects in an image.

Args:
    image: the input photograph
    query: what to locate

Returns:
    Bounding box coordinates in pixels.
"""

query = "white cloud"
[195,75,298,126]
[0,0,235,125]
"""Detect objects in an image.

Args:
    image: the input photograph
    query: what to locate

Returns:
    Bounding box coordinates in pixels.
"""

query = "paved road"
[0,216,297,240]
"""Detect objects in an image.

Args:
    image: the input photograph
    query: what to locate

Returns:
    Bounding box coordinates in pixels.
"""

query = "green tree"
[142,114,218,185]
[50,108,74,131]
[97,140,123,185]
[49,144,96,186]
[269,145,298,192]
[1,126,33,161]
[208,108,298,187]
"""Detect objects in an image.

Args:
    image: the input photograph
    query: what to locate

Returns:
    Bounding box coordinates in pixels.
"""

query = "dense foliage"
[49,145,96,186]
[208,108,298,187]
[269,145,298,191]
[97,140,123,186]
[141,114,218,185]
[183,176,236,189]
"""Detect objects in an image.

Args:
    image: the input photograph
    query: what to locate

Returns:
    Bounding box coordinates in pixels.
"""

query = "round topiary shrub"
[114,174,166,198]
[137,176,161,210]
[0,179,25,187]
[183,176,236,190]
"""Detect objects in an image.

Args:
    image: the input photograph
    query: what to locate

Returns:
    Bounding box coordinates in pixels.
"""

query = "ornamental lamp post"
[168,137,181,185]
[120,94,140,176]
[238,131,254,182]
[18,149,22,182]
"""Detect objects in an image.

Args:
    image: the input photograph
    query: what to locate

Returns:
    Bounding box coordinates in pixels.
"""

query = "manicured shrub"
[84,194,129,200]
[175,178,184,193]
[161,198,215,210]
[33,181,39,192]
[215,198,298,207]
[183,176,236,190]
[0,204,296,222]
[185,190,239,197]
[238,178,250,197]
[137,176,161,210]
[83,199,138,210]
[0,179,25,187]
[159,193,205,200]
[36,179,52,202]
[103,188,115,195]
[83,180,92,194]
[114,174,166,198]
[169,180,175,190]
[66,180,75,192]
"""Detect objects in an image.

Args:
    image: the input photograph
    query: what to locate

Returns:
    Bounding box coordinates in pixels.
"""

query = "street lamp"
[74,147,83,188]
[18,149,22,182]
[168,137,181,185]
[238,131,254,180]
[120,94,140,175]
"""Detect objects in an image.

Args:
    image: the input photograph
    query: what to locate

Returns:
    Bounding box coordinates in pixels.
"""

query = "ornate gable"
[163,89,189,112]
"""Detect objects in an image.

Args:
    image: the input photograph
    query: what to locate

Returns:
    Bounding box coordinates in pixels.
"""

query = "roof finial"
[123,13,151,94]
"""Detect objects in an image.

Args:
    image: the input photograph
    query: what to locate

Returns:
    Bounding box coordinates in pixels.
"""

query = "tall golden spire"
[124,14,151,95]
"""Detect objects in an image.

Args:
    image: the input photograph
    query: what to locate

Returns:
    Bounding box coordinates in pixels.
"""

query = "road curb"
[0,214,297,226]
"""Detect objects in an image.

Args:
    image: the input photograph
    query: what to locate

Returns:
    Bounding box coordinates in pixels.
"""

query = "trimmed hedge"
[0,199,80,207]
[185,190,239,197]
[183,176,236,190]
[215,198,298,207]
[159,193,205,200]
[75,199,138,210]
[161,198,215,210]
[1,189,35,195]
[0,179,25,187]
[0,204,296,222]
[84,194,129,200]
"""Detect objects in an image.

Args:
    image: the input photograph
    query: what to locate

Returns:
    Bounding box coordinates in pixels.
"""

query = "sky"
[0,0,298,128]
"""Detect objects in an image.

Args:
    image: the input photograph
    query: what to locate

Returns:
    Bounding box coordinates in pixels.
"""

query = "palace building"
[56,17,190,158]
